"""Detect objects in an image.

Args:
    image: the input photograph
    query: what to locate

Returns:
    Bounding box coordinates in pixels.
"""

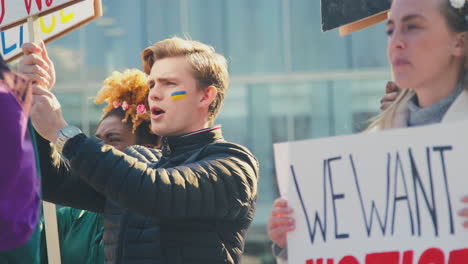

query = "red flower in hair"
[122,101,129,111]
[137,104,146,114]
[113,101,121,108]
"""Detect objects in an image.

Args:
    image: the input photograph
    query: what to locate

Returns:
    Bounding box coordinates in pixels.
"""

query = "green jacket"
[0,228,39,264]
[40,207,104,264]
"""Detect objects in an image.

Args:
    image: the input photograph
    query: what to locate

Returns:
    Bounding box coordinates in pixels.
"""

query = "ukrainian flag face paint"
[171,91,188,101]
[148,56,206,136]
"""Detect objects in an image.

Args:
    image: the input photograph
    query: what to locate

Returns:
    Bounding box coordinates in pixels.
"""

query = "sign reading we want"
[274,121,468,264]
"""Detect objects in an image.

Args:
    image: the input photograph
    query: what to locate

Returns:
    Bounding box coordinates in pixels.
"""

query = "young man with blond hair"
[21,37,259,264]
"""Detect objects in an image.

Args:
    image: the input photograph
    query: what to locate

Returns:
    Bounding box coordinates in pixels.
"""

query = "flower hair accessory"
[113,101,121,108]
[450,0,466,9]
[94,69,152,133]
[136,104,146,114]
[113,100,147,114]
[121,101,129,111]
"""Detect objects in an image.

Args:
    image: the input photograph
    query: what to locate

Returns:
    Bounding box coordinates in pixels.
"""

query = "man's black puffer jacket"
[37,127,259,264]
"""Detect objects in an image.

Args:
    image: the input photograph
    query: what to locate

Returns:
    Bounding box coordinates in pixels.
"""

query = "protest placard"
[0,0,84,30]
[1,0,101,62]
[321,0,389,36]
[274,121,468,264]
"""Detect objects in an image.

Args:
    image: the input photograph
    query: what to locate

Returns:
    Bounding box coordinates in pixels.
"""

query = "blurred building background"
[19,0,391,263]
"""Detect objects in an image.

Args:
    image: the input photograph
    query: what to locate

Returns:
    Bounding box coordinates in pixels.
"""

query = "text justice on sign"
[305,248,468,264]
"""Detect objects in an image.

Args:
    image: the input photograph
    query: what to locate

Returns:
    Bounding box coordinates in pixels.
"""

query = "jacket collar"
[160,125,223,156]
[442,89,468,123]
[392,89,468,128]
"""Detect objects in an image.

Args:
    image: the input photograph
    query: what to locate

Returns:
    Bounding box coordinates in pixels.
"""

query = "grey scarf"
[407,85,464,127]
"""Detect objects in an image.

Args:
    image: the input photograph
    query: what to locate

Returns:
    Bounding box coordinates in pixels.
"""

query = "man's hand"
[19,42,55,90]
[267,198,295,249]
[31,85,67,143]
[380,81,401,111]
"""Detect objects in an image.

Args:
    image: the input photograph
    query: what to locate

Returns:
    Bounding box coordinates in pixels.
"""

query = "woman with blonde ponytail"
[266,1,468,260]
[369,0,468,131]
[369,0,468,229]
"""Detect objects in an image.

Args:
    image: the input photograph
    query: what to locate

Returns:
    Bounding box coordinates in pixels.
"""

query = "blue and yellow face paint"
[171,91,188,101]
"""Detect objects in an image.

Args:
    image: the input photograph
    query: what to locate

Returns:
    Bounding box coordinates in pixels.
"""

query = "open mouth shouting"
[151,106,166,120]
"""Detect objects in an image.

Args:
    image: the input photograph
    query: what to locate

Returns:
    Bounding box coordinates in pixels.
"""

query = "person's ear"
[452,32,467,57]
[200,85,217,108]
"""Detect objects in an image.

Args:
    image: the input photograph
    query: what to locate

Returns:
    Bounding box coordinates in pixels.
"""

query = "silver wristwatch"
[56,125,83,154]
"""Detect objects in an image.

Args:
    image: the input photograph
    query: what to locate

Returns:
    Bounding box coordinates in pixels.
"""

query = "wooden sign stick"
[27,16,63,264]
[339,11,388,36]
[42,200,62,264]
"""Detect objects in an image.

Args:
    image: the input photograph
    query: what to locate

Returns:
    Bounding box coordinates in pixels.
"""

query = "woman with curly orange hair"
[94,69,159,149]
[40,69,159,264]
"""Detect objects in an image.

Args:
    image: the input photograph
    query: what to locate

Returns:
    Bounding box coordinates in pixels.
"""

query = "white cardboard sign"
[274,121,468,264]
[0,0,83,30]
[1,0,101,62]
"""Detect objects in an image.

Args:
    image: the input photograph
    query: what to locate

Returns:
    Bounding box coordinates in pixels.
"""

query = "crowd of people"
[1,0,468,263]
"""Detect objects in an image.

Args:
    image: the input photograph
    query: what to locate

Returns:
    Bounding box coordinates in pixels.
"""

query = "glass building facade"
[20,0,393,262]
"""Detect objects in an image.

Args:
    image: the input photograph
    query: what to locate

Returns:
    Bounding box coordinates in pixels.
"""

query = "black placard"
[321,0,390,32]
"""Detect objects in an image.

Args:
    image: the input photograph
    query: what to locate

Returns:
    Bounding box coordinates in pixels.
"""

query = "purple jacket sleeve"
[0,81,40,251]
